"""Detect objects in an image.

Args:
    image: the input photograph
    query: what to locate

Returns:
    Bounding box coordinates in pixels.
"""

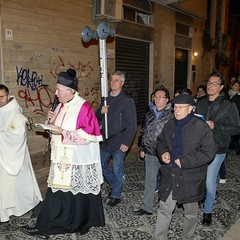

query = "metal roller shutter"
[115,37,149,124]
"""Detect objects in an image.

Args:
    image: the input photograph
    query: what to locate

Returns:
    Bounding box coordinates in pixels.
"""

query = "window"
[123,5,151,26]
[176,23,191,37]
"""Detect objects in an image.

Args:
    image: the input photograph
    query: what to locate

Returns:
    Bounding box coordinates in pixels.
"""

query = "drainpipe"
[209,0,217,71]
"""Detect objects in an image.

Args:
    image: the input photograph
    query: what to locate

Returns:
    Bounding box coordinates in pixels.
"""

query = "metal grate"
[115,37,149,124]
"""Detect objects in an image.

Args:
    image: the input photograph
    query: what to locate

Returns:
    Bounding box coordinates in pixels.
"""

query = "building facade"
[0,0,228,155]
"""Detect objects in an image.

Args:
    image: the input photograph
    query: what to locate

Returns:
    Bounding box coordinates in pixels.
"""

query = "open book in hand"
[35,123,59,131]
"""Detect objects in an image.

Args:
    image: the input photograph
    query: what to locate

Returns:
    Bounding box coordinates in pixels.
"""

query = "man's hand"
[101,106,109,114]
[206,120,214,129]
[120,144,129,152]
[140,151,145,159]
[162,152,171,164]
[175,159,181,168]
[47,110,56,124]
[50,126,63,135]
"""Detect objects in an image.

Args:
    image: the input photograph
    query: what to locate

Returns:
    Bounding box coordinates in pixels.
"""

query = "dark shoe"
[133,208,152,216]
[108,191,112,199]
[108,197,121,207]
[21,226,49,239]
[79,227,90,235]
[202,213,212,226]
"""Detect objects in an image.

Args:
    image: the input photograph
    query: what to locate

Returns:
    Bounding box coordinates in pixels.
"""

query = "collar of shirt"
[153,105,166,118]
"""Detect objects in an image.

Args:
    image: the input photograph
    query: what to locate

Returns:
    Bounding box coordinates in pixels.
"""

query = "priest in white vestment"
[22,69,105,239]
[0,84,42,223]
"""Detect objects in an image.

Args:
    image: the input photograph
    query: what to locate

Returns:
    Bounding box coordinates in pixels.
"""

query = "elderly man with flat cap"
[154,94,216,240]
[22,69,105,239]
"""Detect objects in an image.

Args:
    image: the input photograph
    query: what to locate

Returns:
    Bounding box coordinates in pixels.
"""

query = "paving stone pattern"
[0,149,240,240]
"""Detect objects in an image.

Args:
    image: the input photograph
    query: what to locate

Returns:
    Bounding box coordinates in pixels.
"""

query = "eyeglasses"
[173,105,190,110]
[55,88,71,93]
[0,94,8,99]
[205,80,221,87]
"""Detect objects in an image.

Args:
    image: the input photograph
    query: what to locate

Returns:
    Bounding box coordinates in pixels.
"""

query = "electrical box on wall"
[5,29,13,40]
[93,0,122,22]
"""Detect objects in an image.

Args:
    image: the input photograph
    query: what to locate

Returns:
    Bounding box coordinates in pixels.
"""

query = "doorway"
[174,48,188,92]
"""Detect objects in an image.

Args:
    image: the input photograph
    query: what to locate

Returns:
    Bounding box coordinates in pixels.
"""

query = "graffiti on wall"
[88,81,101,108]
[18,85,55,115]
[16,66,46,91]
[49,56,100,108]
[30,53,43,63]
[16,66,54,115]
[16,56,100,117]
[26,116,35,131]
[50,56,94,80]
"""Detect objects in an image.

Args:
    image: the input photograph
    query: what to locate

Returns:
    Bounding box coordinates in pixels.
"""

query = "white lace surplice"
[48,96,103,196]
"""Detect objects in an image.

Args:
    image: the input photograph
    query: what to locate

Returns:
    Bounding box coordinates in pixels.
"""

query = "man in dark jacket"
[225,80,240,155]
[133,87,174,216]
[219,80,240,183]
[154,94,216,240]
[96,71,137,207]
[195,72,240,226]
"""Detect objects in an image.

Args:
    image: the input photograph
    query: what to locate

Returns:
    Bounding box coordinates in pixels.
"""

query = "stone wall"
[0,0,207,155]
[0,0,115,154]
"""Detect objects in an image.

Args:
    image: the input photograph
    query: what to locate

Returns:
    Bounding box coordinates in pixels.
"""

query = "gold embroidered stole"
[50,98,85,189]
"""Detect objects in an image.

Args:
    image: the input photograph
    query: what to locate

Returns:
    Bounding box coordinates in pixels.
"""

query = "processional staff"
[81,22,115,139]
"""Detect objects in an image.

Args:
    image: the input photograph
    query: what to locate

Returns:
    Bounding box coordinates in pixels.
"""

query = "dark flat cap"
[171,94,195,105]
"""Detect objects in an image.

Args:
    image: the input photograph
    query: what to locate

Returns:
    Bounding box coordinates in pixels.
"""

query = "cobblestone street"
[0,149,240,240]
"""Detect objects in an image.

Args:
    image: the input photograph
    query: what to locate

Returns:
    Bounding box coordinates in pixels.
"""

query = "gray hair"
[111,71,125,82]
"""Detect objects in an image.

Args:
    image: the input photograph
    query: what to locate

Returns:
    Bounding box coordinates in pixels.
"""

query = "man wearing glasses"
[133,87,173,216]
[195,71,240,226]
[22,69,105,239]
[154,94,216,239]
[0,84,42,225]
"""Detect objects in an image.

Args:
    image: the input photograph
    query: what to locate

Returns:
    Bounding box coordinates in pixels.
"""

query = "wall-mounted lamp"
[193,51,198,57]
